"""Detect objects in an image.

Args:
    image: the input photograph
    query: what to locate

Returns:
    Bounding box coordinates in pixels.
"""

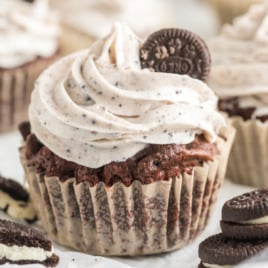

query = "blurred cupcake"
[205,0,262,25]
[208,1,268,187]
[0,0,61,132]
[20,23,234,256]
[51,0,173,47]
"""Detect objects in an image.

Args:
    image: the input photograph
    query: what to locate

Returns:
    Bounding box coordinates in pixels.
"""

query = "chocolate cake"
[218,97,268,122]
[0,219,59,266]
[20,122,218,186]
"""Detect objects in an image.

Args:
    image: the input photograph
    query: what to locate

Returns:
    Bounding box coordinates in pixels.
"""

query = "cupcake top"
[0,0,60,69]
[208,1,268,118]
[29,23,225,168]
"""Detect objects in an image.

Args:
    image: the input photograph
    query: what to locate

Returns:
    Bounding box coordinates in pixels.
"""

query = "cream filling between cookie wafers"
[0,191,36,221]
[240,215,268,225]
[203,262,232,268]
[0,244,53,261]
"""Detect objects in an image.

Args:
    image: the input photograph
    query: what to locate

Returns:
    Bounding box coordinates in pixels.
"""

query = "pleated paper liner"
[0,54,59,133]
[21,126,235,256]
[227,116,268,188]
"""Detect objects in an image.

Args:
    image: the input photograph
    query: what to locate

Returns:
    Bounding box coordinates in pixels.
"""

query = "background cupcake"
[208,1,268,187]
[20,23,234,256]
[0,0,61,132]
[205,0,262,25]
[51,0,173,51]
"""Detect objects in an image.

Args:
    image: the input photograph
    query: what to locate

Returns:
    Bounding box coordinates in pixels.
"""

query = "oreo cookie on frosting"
[198,233,268,268]
[0,219,59,266]
[0,175,37,223]
[221,188,268,240]
[140,28,211,81]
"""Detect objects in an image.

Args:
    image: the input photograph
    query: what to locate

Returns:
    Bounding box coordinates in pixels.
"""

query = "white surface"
[0,130,264,268]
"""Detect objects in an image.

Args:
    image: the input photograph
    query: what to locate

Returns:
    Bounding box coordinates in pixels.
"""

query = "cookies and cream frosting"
[29,23,225,168]
[0,0,60,69]
[0,191,36,222]
[208,1,268,118]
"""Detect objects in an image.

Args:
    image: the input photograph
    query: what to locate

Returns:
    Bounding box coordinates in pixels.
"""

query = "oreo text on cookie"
[140,28,211,81]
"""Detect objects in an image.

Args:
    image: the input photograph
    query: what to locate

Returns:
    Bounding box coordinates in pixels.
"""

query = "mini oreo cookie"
[198,233,268,267]
[221,188,268,240]
[140,28,211,81]
[0,175,37,223]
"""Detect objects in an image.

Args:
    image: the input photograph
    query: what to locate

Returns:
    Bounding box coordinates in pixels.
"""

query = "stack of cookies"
[199,189,268,267]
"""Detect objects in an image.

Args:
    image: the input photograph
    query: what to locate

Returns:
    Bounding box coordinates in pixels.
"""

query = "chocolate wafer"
[140,28,211,81]
[198,233,268,267]
[221,188,268,240]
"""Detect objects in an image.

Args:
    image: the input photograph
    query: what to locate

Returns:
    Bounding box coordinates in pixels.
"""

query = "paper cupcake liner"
[0,55,59,133]
[226,117,268,188]
[21,126,234,256]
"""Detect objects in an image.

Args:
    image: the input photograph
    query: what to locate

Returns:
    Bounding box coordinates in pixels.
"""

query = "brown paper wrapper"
[21,126,234,256]
[227,117,268,188]
[0,54,59,133]
[205,0,262,25]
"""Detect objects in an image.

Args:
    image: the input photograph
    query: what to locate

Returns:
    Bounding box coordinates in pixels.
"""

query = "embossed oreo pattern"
[140,28,211,81]
[222,189,268,222]
[199,233,268,266]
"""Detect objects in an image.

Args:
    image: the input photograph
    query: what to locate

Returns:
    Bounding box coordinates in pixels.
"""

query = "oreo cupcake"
[0,0,60,132]
[20,23,234,255]
[208,1,268,187]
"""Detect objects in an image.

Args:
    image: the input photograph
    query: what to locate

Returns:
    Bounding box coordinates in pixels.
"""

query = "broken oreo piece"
[0,175,37,223]
[198,233,268,267]
[140,28,211,81]
[221,188,268,240]
[0,219,59,266]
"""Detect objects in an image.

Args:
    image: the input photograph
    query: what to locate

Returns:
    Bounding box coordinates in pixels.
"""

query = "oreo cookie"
[140,28,211,81]
[0,175,37,223]
[221,189,268,240]
[198,233,268,267]
[0,219,59,266]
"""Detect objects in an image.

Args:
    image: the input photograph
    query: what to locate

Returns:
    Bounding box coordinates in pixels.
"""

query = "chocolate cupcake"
[208,1,268,188]
[0,0,61,132]
[20,24,234,256]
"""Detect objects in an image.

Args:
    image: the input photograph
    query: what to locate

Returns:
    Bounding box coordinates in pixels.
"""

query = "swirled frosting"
[208,1,268,117]
[0,0,60,69]
[29,23,225,168]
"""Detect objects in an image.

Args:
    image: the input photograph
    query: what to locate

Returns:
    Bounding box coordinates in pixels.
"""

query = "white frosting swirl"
[29,23,225,168]
[208,1,268,118]
[0,0,60,69]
